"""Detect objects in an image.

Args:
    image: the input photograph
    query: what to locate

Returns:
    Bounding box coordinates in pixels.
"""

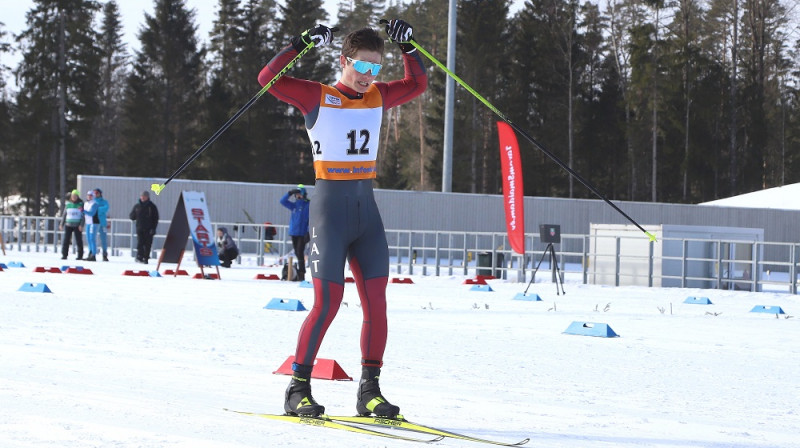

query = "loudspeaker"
[539,224,561,244]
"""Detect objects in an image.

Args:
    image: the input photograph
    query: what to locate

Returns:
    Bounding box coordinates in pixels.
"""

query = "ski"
[329,415,530,447]
[223,409,443,443]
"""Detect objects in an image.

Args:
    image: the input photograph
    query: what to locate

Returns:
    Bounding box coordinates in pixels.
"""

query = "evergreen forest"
[0,0,799,216]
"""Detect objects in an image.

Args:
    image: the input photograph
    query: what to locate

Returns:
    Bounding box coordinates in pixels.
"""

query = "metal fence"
[2,214,798,294]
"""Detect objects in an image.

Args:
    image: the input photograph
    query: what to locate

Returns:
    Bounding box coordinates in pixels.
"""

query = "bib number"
[312,129,372,156]
[346,129,370,155]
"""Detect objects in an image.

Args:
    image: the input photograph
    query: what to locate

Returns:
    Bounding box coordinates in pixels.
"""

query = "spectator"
[215,227,239,268]
[93,188,110,261]
[83,190,98,261]
[279,184,310,281]
[263,221,277,254]
[263,222,277,241]
[129,190,159,264]
[60,189,84,260]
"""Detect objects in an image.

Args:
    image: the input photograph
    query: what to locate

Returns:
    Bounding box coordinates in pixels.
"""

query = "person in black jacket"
[129,190,159,264]
[215,227,239,268]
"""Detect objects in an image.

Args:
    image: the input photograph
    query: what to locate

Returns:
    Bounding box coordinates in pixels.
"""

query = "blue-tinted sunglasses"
[346,57,382,76]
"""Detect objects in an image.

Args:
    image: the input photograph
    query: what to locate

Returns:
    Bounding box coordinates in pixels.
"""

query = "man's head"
[94,188,103,197]
[86,190,95,199]
[340,28,385,94]
[140,190,150,202]
[70,189,80,200]
[341,27,384,59]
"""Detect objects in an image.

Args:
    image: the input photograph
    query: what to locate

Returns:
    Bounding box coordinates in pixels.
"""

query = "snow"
[700,182,800,210]
[1,250,798,448]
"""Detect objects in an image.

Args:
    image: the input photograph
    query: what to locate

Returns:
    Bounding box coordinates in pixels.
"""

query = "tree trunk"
[419,99,425,189]
[57,10,67,206]
[568,40,574,199]
[470,96,477,193]
[730,0,739,195]
[651,5,659,203]
[681,0,692,201]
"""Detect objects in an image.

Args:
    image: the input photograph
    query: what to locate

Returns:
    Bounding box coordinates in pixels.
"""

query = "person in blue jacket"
[93,188,110,261]
[280,184,310,281]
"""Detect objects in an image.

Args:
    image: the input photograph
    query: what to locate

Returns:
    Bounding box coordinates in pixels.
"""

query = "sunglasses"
[346,57,382,76]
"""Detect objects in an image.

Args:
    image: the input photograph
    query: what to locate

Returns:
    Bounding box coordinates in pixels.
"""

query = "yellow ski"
[329,414,530,446]
[224,409,444,443]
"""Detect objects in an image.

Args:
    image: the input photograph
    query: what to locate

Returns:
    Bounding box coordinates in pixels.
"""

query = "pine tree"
[238,0,288,184]
[454,0,510,194]
[0,22,9,88]
[385,0,449,191]
[275,0,333,183]
[91,0,128,175]
[738,0,789,192]
[202,0,250,181]
[575,2,626,200]
[120,0,206,178]
[335,0,385,31]
[14,0,101,216]
[509,0,574,197]
[667,0,704,201]
[0,22,12,201]
[202,0,284,183]
[607,0,647,200]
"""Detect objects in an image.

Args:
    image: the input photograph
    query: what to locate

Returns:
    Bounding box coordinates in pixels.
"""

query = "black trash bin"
[477,252,505,278]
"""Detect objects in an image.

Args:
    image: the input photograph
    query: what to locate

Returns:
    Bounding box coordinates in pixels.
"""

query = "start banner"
[161,191,219,267]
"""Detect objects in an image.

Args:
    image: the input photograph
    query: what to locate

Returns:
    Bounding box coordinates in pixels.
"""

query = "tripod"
[523,243,566,296]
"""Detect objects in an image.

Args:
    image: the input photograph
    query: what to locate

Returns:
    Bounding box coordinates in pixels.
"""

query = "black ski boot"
[356,366,400,418]
[284,363,325,416]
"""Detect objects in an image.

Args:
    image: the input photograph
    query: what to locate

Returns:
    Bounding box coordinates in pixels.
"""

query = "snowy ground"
[1,250,798,448]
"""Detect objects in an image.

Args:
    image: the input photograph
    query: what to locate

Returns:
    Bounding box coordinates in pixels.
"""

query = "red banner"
[497,122,525,255]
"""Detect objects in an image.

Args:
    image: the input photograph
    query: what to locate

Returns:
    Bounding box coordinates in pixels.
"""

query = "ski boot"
[284,363,325,416]
[356,365,400,418]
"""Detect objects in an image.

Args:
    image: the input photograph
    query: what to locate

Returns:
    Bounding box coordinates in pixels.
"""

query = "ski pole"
[150,30,336,196]
[408,38,657,242]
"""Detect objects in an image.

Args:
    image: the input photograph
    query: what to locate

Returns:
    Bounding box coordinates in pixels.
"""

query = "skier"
[257,20,427,417]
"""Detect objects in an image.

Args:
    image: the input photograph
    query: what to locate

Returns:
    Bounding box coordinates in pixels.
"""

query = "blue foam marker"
[513,292,542,301]
[563,321,620,338]
[264,298,307,311]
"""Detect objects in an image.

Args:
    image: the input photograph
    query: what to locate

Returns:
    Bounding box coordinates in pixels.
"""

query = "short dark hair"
[341,28,384,58]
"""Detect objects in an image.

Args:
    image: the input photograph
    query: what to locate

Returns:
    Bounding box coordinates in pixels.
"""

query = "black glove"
[384,19,415,53]
[291,25,334,52]
[289,189,301,195]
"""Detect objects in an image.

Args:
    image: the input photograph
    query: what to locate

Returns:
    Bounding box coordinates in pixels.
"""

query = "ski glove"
[291,25,334,52]
[289,189,301,195]
[384,19,415,53]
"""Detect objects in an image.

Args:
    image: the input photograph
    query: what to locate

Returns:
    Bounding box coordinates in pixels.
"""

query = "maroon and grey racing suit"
[258,46,427,368]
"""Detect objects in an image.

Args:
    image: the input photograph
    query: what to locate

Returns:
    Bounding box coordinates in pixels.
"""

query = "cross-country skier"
[257,20,427,418]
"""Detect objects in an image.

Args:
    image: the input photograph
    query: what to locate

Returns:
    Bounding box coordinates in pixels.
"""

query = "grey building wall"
[78,175,800,244]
